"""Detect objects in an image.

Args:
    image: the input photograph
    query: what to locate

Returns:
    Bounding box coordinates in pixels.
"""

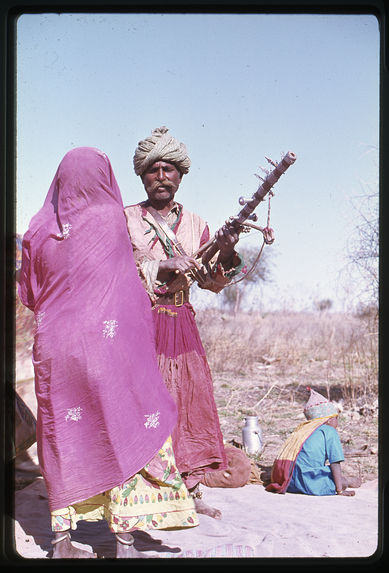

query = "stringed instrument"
[146,151,297,290]
[195,151,297,265]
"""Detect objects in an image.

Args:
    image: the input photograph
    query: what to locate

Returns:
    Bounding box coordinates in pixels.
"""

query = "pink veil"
[18,147,177,510]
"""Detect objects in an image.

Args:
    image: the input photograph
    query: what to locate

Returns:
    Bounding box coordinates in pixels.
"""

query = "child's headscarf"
[304,387,339,420]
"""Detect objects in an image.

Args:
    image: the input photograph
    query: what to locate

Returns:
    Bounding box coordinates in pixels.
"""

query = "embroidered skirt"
[51,436,198,533]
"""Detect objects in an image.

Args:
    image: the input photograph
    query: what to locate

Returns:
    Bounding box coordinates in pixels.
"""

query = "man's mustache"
[149,179,177,192]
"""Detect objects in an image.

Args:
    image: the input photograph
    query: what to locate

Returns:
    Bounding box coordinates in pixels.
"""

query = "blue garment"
[287,424,344,496]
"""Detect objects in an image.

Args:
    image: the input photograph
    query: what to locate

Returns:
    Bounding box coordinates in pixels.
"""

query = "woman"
[17,147,198,558]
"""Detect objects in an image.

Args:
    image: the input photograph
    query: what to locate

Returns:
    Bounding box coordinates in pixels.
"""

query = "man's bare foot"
[339,489,355,496]
[194,497,222,519]
[189,484,221,519]
[115,533,148,558]
[51,531,97,558]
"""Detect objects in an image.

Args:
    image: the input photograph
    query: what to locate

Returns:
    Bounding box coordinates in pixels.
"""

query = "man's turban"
[133,126,191,177]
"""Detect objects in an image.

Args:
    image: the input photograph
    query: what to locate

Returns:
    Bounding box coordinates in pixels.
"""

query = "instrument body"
[145,151,297,290]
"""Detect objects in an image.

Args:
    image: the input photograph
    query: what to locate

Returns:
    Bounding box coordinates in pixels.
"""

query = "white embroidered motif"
[144,411,160,429]
[103,320,118,339]
[65,406,83,422]
[35,311,45,327]
[57,223,72,239]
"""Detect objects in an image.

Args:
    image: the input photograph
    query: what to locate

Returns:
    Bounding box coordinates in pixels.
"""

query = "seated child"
[266,387,361,496]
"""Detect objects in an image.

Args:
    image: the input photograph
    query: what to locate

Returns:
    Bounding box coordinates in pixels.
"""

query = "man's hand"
[215,225,239,266]
[158,255,202,283]
[159,255,201,274]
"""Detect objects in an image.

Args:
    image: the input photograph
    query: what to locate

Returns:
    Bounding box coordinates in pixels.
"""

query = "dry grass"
[15,299,379,485]
[196,307,379,484]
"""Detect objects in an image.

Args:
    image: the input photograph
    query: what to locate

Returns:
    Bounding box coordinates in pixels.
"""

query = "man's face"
[141,161,182,206]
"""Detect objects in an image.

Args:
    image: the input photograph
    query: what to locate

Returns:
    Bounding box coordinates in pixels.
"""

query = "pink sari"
[18,147,177,511]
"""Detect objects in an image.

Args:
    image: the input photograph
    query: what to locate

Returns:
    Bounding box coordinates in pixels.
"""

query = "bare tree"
[347,180,379,308]
[314,298,333,312]
[220,244,272,314]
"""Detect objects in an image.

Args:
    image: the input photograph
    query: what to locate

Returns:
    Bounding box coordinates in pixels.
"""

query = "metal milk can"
[242,416,263,455]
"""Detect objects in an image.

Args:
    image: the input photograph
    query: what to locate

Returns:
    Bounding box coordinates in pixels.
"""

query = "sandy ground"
[10,361,380,561]
[10,471,379,560]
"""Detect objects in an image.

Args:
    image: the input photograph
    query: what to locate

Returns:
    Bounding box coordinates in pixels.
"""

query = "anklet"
[116,534,135,546]
[51,531,70,545]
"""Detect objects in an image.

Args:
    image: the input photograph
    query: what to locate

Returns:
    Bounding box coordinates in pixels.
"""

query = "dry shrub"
[196,308,378,406]
[14,297,378,482]
[16,298,378,406]
[196,308,378,483]
[15,294,35,354]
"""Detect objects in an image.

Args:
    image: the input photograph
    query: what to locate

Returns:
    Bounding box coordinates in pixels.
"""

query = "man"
[125,126,244,518]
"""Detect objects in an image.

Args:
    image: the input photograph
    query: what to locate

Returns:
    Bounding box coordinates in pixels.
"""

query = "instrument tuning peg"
[239,196,253,206]
[265,156,278,168]
[259,165,270,175]
[254,173,265,182]
[247,213,258,222]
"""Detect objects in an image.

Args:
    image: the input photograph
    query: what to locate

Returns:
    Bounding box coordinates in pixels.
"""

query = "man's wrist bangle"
[336,489,343,495]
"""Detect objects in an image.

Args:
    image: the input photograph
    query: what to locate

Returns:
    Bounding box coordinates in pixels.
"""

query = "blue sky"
[16,12,379,311]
